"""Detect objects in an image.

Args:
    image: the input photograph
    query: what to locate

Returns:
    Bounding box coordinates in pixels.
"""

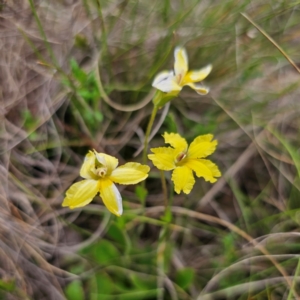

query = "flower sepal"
[152,90,179,108]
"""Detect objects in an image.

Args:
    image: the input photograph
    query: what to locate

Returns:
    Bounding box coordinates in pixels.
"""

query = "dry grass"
[1,0,300,299]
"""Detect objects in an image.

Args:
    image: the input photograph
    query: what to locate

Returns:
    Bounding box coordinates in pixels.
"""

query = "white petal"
[152,71,182,93]
[152,71,173,87]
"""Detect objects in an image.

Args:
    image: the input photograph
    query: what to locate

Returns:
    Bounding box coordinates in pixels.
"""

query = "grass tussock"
[1,0,300,299]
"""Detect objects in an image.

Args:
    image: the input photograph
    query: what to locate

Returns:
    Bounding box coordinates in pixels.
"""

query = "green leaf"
[74,34,88,49]
[94,111,103,122]
[135,185,148,204]
[70,58,87,83]
[95,273,114,295]
[82,111,94,127]
[175,268,195,289]
[78,89,93,99]
[160,207,172,223]
[289,177,300,210]
[69,264,85,276]
[94,289,159,300]
[107,223,127,248]
[163,243,173,273]
[115,214,128,229]
[130,274,156,290]
[222,234,238,264]
[22,109,39,130]
[165,113,177,133]
[0,279,15,292]
[65,280,84,300]
[91,240,120,264]
[118,289,159,300]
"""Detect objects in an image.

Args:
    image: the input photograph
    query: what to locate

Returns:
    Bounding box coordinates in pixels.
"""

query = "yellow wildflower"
[62,150,150,216]
[152,47,212,98]
[148,133,221,194]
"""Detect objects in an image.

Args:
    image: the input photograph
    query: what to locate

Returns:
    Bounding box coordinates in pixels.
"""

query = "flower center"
[176,152,186,163]
[95,167,107,177]
[176,74,183,85]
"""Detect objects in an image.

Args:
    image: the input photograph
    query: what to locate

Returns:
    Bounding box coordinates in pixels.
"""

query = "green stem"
[287,258,300,300]
[156,169,176,299]
[160,170,168,209]
[28,0,58,67]
[142,105,158,165]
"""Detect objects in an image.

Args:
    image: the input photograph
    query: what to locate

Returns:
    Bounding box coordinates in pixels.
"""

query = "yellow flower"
[62,151,150,216]
[148,133,221,194]
[152,47,212,97]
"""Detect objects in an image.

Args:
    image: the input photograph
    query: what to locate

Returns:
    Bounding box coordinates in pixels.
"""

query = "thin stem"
[157,227,167,300]
[241,13,300,74]
[160,171,168,209]
[28,0,58,67]
[142,105,158,165]
[287,258,300,300]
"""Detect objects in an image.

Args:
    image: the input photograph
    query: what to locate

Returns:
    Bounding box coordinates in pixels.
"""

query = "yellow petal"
[163,132,188,151]
[174,46,188,77]
[94,151,118,174]
[187,134,217,159]
[62,179,99,209]
[152,71,182,93]
[183,158,221,183]
[182,64,212,84]
[171,166,195,194]
[148,147,176,171]
[185,83,209,95]
[109,163,150,185]
[80,151,97,179]
[99,178,123,216]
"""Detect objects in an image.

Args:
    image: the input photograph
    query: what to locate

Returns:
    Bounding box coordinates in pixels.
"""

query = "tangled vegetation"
[1,1,300,299]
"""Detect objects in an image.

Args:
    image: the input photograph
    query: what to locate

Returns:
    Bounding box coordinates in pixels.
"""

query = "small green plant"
[63,59,103,132]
